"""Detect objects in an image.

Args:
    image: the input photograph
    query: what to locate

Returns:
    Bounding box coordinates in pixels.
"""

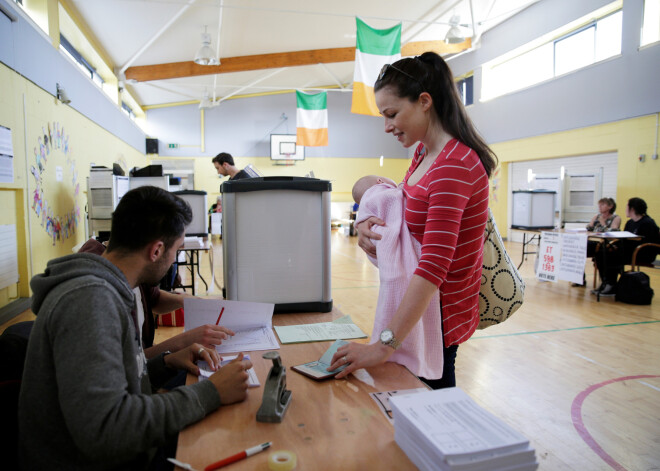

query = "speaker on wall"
[146,138,159,155]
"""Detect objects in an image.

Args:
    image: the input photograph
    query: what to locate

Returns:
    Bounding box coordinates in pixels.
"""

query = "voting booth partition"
[511,190,556,230]
[172,190,208,237]
[221,177,333,313]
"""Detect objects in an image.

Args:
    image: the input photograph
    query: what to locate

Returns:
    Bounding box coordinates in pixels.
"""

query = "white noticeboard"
[558,233,588,284]
[0,126,14,184]
[537,232,587,283]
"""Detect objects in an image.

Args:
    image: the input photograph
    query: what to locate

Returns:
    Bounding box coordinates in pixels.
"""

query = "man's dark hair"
[212,152,234,166]
[106,186,192,253]
[627,197,648,216]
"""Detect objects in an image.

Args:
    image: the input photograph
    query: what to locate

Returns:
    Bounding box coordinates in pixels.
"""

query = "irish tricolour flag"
[296,90,328,147]
[351,18,401,116]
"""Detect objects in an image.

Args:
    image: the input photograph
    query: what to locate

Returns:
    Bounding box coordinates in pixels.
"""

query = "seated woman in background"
[593,197,660,296]
[573,197,620,287]
[586,197,621,239]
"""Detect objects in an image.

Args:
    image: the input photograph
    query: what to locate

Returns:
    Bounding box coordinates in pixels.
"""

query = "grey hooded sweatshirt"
[18,253,221,470]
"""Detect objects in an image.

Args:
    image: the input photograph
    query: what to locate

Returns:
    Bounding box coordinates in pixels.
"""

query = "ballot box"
[221,177,333,313]
[511,190,556,230]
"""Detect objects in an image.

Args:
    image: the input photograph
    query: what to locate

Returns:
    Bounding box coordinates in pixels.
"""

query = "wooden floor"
[4,231,659,470]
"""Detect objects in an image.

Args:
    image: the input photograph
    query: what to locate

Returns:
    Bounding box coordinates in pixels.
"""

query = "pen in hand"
[204,442,272,471]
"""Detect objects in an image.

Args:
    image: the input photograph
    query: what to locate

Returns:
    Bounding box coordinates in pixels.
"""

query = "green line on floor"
[472,320,660,339]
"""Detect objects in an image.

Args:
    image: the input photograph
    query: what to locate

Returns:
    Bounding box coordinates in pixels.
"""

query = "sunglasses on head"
[377,63,425,90]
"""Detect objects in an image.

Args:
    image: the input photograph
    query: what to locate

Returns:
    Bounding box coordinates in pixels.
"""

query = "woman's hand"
[328,342,394,379]
[356,217,385,258]
[164,342,221,376]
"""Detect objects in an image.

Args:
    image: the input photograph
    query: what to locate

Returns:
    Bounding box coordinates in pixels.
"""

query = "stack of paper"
[390,388,538,471]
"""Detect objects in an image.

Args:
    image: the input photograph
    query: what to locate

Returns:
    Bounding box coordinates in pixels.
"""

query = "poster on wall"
[0,225,19,290]
[0,125,14,184]
[29,122,80,245]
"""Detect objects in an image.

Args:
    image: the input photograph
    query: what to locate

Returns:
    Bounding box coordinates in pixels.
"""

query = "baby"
[350,175,443,380]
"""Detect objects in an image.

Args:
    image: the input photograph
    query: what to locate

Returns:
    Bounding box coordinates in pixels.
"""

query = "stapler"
[256,351,292,423]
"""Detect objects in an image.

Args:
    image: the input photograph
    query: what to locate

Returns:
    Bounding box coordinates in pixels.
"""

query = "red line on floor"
[571,375,659,471]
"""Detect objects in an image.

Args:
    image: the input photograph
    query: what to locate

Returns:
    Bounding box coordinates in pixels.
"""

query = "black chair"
[0,321,34,469]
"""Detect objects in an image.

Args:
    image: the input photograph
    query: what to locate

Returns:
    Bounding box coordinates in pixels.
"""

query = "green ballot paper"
[291,339,349,380]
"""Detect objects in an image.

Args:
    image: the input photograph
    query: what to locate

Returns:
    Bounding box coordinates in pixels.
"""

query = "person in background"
[19,186,252,470]
[593,197,660,296]
[209,195,222,214]
[573,197,621,288]
[330,52,497,389]
[212,152,251,180]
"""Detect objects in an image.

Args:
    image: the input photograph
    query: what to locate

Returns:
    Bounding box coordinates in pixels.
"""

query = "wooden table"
[176,308,426,470]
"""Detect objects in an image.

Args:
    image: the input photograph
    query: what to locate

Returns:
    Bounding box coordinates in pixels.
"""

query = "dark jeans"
[418,344,459,389]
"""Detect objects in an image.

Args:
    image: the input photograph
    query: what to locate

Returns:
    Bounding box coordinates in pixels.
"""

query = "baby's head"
[352,175,396,204]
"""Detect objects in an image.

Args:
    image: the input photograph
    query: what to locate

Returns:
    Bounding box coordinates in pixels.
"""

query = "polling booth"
[221,176,332,313]
[511,190,556,230]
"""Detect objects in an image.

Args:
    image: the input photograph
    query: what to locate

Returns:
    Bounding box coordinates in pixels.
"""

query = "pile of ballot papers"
[390,388,538,471]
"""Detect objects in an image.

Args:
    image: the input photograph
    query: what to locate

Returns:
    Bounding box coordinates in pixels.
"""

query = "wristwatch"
[379,329,401,350]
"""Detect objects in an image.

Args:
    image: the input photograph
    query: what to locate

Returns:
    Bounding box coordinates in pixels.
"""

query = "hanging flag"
[351,18,401,117]
[296,90,328,147]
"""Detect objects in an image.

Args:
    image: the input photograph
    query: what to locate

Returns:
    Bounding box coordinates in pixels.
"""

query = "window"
[642,0,660,46]
[482,4,622,100]
[456,75,473,106]
[60,34,104,86]
[555,11,622,76]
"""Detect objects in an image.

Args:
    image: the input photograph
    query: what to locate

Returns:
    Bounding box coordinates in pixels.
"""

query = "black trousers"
[418,344,459,389]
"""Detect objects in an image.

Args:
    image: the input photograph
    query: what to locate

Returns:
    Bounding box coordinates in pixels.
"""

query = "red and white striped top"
[403,139,489,347]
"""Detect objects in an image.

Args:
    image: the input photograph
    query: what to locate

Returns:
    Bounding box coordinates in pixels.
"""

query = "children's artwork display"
[29,122,80,245]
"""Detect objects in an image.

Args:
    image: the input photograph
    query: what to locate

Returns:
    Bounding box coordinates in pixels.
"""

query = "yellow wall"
[0,63,147,310]
[490,114,660,238]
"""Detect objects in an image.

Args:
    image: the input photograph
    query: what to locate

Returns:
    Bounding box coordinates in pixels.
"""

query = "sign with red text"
[537,231,587,283]
[537,231,560,282]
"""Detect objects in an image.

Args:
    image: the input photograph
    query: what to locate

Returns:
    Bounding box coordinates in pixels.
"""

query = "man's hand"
[356,217,385,258]
[179,325,235,348]
[163,342,220,376]
[208,353,253,405]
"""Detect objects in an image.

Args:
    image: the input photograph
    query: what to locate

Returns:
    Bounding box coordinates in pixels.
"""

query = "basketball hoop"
[274,153,295,166]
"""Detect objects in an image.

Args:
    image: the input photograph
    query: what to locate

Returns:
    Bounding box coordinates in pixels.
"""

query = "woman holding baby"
[330,52,497,389]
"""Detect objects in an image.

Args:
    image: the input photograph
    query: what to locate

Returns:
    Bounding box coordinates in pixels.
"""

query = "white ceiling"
[66,0,537,108]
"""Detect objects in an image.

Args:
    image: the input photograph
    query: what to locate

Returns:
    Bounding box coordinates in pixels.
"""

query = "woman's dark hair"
[598,197,616,214]
[627,197,647,216]
[374,51,498,177]
[106,185,193,253]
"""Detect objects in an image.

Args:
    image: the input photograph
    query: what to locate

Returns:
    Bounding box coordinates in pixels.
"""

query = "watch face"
[380,329,393,343]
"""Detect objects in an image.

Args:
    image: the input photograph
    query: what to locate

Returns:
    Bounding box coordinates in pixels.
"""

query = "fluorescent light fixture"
[194,26,220,66]
[56,83,71,104]
[445,15,465,44]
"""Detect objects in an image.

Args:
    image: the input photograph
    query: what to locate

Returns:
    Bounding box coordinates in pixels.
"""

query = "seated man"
[19,186,252,470]
[78,237,234,359]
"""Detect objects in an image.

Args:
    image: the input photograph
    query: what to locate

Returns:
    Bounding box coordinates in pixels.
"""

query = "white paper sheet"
[183,298,279,354]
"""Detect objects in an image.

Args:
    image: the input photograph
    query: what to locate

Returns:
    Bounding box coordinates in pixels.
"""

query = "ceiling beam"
[125,39,471,83]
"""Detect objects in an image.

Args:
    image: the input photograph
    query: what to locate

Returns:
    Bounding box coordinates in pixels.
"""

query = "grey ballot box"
[221,177,333,313]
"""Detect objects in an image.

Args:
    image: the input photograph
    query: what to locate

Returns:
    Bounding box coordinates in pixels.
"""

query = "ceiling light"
[194,26,219,66]
[445,15,465,44]
[56,83,71,104]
